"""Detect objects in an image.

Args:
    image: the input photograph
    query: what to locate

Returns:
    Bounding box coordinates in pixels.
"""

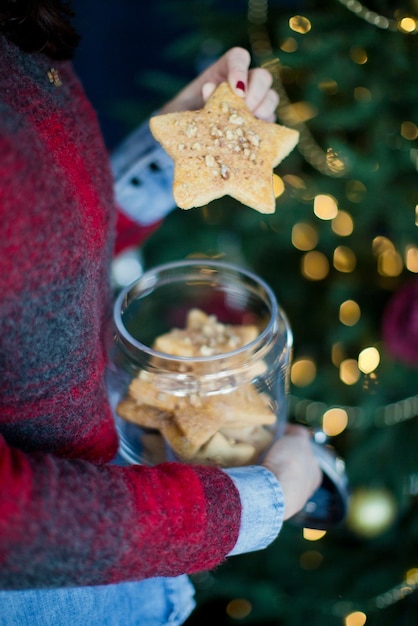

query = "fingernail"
[235,80,246,94]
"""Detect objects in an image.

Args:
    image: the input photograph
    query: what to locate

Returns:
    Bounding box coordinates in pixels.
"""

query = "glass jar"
[108,259,292,467]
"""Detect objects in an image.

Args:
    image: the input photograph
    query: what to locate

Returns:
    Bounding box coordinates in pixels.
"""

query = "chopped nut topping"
[205,155,215,167]
[186,123,198,138]
[178,143,185,151]
[191,142,201,151]
[220,164,230,179]
[200,345,215,356]
[221,101,229,114]
[229,113,244,125]
[248,132,260,147]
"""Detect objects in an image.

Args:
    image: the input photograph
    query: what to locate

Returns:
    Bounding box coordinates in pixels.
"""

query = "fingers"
[218,50,279,121]
[246,68,278,120]
[223,46,252,96]
[201,82,216,101]
[161,47,279,120]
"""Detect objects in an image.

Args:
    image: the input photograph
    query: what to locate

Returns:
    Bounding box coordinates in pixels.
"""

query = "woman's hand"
[262,424,323,521]
[159,47,279,122]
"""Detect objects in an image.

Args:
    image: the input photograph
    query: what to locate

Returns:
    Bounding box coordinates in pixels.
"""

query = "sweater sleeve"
[111,119,176,254]
[0,124,241,590]
[0,434,241,589]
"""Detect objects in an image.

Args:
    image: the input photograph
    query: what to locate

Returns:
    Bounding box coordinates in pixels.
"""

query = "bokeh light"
[291,358,317,386]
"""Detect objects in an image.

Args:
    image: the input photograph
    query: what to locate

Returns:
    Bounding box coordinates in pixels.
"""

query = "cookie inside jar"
[116,308,277,467]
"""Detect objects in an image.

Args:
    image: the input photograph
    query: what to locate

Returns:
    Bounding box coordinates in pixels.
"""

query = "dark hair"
[0,0,79,59]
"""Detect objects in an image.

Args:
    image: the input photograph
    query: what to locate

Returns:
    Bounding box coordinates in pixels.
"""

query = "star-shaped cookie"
[149,82,299,214]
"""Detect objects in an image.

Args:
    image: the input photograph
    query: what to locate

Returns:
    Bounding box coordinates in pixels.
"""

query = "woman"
[0,1,321,624]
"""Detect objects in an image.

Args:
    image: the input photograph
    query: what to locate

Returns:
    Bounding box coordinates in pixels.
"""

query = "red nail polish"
[235,80,246,93]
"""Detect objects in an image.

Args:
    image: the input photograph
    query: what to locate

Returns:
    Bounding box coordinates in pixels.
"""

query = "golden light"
[372,235,394,254]
[283,174,307,191]
[354,87,371,103]
[347,487,397,538]
[405,568,418,585]
[349,46,368,64]
[291,222,318,250]
[401,121,418,140]
[313,194,338,220]
[331,210,354,236]
[333,246,357,273]
[289,15,312,34]
[226,598,252,620]
[273,174,285,198]
[377,249,403,277]
[303,528,327,541]
[301,251,330,280]
[299,550,323,570]
[331,342,345,367]
[340,300,361,326]
[326,148,346,173]
[281,101,317,124]
[346,180,367,203]
[291,358,317,386]
[358,347,380,374]
[398,17,417,33]
[323,408,349,436]
[345,611,367,626]
[405,245,418,272]
[318,79,338,94]
[280,37,298,52]
[339,359,361,385]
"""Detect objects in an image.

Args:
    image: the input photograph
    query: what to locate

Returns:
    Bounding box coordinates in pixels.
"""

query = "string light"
[333,245,357,273]
[303,528,327,541]
[226,598,252,620]
[301,250,330,280]
[332,211,354,236]
[291,222,318,251]
[247,3,343,176]
[323,407,349,435]
[339,358,361,385]
[345,611,367,626]
[299,549,324,570]
[337,0,418,34]
[405,245,418,272]
[313,194,339,220]
[245,2,418,621]
[291,358,317,386]
[339,299,361,326]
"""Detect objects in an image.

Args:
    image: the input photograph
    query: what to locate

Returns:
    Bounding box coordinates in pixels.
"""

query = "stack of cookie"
[116,309,277,466]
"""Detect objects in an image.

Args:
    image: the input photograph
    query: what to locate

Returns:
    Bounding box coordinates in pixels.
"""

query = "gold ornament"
[347,487,397,537]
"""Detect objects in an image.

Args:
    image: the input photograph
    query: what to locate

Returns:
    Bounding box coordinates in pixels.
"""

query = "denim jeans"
[0,575,195,626]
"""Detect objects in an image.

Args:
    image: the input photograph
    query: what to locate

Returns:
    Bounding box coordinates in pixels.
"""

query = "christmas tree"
[76,1,418,623]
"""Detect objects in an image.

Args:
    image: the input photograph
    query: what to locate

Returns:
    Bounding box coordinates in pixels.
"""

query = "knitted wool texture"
[0,35,241,589]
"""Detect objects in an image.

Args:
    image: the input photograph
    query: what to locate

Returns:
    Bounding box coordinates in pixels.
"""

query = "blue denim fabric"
[225,465,284,556]
[0,576,195,626]
[0,466,283,626]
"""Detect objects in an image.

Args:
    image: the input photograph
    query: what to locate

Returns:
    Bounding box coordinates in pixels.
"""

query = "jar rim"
[113,258,291,362]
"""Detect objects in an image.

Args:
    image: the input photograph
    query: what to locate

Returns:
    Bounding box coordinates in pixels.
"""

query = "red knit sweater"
[0,34,241,589]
